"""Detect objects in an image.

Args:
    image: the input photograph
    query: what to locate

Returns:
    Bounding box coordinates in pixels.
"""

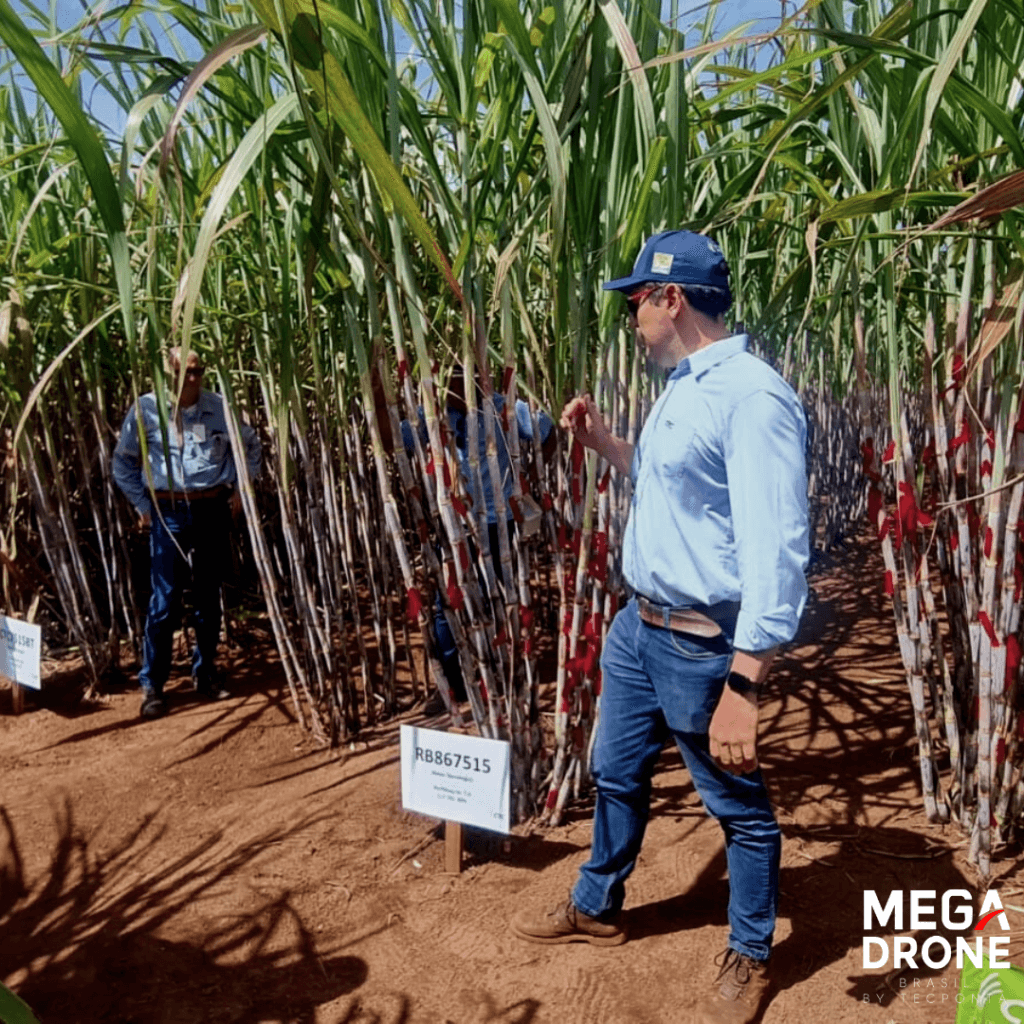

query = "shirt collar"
[668,333,748,381]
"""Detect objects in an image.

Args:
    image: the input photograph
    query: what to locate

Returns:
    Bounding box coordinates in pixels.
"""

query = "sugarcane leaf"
[819,188,964,224]
[13,305,121,451]
[619,136,668,272]
[967,263,1024,378]
[597,0,656,147]
[500,35,566,267]
[489,0,540,76]
[0,983,41,1024]
[907,0,989,186]
[159,24,268,175]
[251,0,464,303]
[0,0,134,345]
[177,92,300,356]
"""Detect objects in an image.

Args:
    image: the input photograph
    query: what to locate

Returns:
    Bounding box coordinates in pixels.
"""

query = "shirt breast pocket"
[206,431,228,466]
[652,418,696,477]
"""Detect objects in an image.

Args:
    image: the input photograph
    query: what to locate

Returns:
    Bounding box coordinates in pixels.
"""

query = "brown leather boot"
[692,948,770,1023]
[510,898,626,946]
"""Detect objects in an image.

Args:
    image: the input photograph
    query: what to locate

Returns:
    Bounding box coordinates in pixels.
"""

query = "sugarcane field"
[3,0,1024,1021]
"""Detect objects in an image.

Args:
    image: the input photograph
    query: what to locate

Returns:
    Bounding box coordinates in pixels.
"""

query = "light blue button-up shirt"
[625,334,809,652]
[112,389,261,517]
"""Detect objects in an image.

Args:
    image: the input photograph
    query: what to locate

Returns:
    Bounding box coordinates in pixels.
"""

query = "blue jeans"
[139,497,229,697]
[572,597,780,962]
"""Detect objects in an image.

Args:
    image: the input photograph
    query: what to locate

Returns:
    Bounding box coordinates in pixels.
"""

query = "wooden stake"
[445,819,463,874]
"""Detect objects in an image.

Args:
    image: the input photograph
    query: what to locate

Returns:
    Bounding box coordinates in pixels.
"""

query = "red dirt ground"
[3,534,1024,1024]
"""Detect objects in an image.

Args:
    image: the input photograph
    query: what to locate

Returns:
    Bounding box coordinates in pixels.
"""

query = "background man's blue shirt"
[625,334,809,652]
[401,395,553,525]
[113,389,261,517]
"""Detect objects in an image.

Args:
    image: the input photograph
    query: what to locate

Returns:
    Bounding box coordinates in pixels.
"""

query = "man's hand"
[559,394,634,476]
[230,489,243,517]
[709,684,759,775]
[560,394,605,449]
[138,511,151,530]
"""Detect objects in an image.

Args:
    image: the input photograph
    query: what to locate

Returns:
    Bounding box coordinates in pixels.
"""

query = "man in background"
[402,366,554,715]
[113,348,261,720]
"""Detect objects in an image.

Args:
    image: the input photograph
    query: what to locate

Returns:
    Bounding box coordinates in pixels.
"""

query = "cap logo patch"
[651,251,673,275]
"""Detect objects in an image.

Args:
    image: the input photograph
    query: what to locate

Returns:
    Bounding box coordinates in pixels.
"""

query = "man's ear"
[667,283,687,318]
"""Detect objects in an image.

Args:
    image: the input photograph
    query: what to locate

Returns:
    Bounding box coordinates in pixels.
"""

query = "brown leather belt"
[635,595,737,638]
[152,485,228,502]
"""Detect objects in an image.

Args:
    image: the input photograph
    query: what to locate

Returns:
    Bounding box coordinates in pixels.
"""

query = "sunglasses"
[625,283,661,319]
[182,367,205,379]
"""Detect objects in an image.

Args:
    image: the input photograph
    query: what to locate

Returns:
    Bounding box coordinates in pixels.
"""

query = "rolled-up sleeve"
[514,399,553,444]
[112,404,151,517]
[725,390,809,651]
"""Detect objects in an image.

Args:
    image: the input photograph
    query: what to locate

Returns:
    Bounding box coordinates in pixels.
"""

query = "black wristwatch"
[726,671,760,698]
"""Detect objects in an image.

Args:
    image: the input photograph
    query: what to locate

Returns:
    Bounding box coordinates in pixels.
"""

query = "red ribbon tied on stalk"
[884,570,894,596]
[1006,635,1021,687]
[588,531,609,584]
[570,438,585,504]
[978,610,1000,648]
[861,438,880,481]
[898,482,933,543]
[868,485,884,525]
[446,582,464,612]
[882,441,896,463]
[406,587,423,621]
[947,422,971,456]
[941,353,966,396]
[967,503,981,538]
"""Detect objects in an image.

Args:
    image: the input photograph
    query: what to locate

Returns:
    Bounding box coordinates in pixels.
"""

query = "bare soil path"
[3,533,1022,1024]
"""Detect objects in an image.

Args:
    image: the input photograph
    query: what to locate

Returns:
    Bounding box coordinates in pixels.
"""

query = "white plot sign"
[400,725,511,834]
[0,615,42,690]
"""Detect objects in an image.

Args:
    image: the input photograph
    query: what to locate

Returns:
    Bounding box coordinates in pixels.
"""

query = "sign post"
[400,724,511,872]
[0,615,42,714]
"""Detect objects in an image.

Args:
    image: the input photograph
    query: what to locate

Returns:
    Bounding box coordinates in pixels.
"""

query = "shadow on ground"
[0,802,367,1024]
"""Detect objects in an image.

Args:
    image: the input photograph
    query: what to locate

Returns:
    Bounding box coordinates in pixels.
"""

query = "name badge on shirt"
[192,423,206,442]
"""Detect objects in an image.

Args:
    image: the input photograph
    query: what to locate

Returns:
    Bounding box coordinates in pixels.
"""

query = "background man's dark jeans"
[138,497,229,697]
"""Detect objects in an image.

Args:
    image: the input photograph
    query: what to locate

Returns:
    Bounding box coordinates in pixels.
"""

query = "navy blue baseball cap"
[603,230,730,294]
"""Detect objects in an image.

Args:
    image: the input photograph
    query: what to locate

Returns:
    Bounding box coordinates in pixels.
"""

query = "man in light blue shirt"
[113,348,261,720]
[512,231,808,1024]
